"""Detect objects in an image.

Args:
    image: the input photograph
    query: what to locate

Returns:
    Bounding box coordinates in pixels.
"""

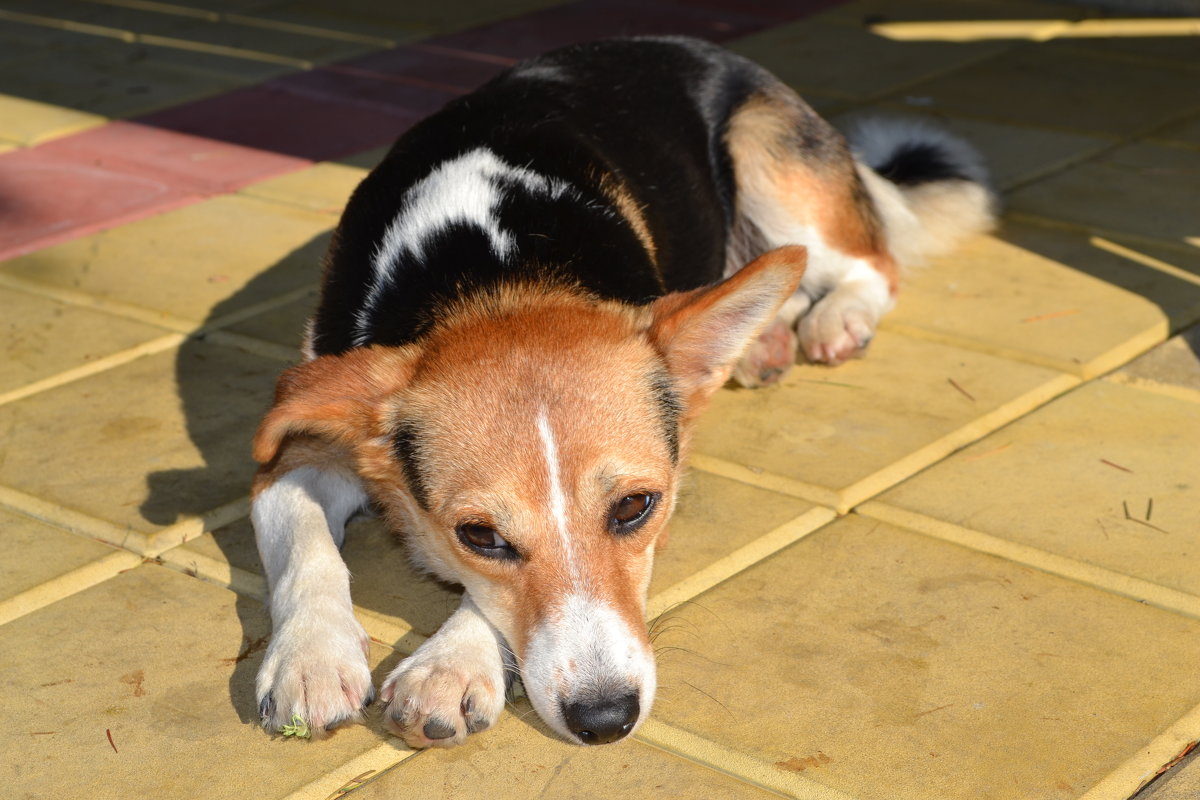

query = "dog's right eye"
[456,522,518,560]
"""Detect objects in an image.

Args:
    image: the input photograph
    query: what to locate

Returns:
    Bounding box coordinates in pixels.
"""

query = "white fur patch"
[522,593,656,743]
[353,148,578,345]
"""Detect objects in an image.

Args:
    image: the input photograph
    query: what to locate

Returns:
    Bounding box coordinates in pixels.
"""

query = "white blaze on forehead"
[536,408,579,585]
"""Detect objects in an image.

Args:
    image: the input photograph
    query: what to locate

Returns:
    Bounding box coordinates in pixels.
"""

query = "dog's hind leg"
[251,438,374,737]
[725,85,995,384]
[726,87,898,383]
[379,595,512,749]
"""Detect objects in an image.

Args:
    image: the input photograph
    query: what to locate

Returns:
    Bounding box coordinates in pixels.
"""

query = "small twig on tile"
[1101,459,1133,473]
[1021,309,1080,323]
[106,729,118,754]
[947,378,975,402]
[1146,497,1154,521]
[1123,500,1131,519]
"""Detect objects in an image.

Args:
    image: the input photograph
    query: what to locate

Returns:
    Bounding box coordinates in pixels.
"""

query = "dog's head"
[253,246,805,744]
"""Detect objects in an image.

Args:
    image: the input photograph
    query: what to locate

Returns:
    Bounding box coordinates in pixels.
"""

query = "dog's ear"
[252,346,417,464]
[648,245,806,404]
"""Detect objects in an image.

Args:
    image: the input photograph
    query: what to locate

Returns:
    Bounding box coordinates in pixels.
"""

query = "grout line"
[157,545,267,598]
[1002,101,1200,195]
[200,330,301,362]
[636,719,858,800]
[223,13,400,48]
[155,538,429,653]
[0,273,197,333]
[857,502,1200,620]
[0,333,185,407]
[877,320,1088,376]
[1090,236,1200,289]
[646,507,836,620]
[201,283,319,331]
[141,496,251,557]
[1078,701,1200,800]
[688,454,839,507]
[0,550,144,626]
[0,485,149,552]
[834,373,1081,512]
[1006,211,1200,260]
[880,320,1170,383]
[77,0,219,21]
[135,33,314,68]
[0,8,135,41]
[1105,373,1200,406]
[277,744,419,800]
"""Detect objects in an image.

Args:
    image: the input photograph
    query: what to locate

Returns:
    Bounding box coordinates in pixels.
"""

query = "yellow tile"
[1008,141,1200,249]
[0,563,401,799]
[884,223,1200,377]
[222,288,317,349]
[1151,112,1200,151]
[874,380,1200,597]
[690,331,1076,511]
[0,340,279,545]
[729,18,1011,100]
[270,0,567,36]
[0,94,105,146]
[348,698,775,799]
[0,508,122,602]
[0,286,170,396]
[835,107,1114,189]
[0,0,381,64]
[653,515,1200,800]
[902,46,1197,136]
[1,195,330,326]
[1111,327,1200,397]
[0,44,244,119]
[181,470,822,642]
[240,161,366,214]
[337,144,391,170]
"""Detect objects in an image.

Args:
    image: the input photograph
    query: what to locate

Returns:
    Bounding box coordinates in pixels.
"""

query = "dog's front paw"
[256,610,374,739]
[379,637,507,749]
[798,294,876,366]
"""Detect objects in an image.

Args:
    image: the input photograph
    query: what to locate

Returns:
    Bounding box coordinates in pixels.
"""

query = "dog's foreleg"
[380,595,512,749]
[252,461,374,736]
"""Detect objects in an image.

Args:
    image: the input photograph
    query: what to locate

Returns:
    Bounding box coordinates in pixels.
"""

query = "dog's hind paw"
[255,611,374,739]
[380,630,508,749]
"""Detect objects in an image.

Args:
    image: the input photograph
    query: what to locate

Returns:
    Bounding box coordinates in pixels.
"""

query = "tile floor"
[0,1,1198,798]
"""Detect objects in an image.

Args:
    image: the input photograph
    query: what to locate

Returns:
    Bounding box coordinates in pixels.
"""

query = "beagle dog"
[250,36,994,748]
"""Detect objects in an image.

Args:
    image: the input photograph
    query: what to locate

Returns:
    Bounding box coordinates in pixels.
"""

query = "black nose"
[562,693,640,745]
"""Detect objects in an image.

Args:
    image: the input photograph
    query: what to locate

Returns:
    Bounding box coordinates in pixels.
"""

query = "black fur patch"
[649,368,683,464]
[874,141,970,186]
[309,37,783,356]
[392,421,431,511]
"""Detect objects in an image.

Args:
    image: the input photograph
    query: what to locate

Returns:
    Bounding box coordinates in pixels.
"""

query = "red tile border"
[135,81,424,162]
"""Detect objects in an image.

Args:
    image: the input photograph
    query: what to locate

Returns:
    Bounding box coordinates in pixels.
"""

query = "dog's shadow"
[139,230,460,731]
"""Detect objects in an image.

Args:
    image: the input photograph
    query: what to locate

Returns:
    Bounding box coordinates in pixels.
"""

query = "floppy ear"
[648,245,806,404]
[252,346,417,464]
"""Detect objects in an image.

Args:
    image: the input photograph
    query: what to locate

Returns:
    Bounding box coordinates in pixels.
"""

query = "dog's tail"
[845,116,998,268]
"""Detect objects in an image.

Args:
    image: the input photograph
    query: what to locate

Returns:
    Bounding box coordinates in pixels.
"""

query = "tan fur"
[725,91,898,292]
[253,248,805,664]
[593,170,661,277]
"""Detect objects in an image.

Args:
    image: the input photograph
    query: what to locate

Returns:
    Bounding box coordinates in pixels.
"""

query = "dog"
[249,35,995,749]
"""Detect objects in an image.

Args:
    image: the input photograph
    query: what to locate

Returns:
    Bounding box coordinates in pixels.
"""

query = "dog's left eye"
[609,492,658,534]
[456,522,518,560]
